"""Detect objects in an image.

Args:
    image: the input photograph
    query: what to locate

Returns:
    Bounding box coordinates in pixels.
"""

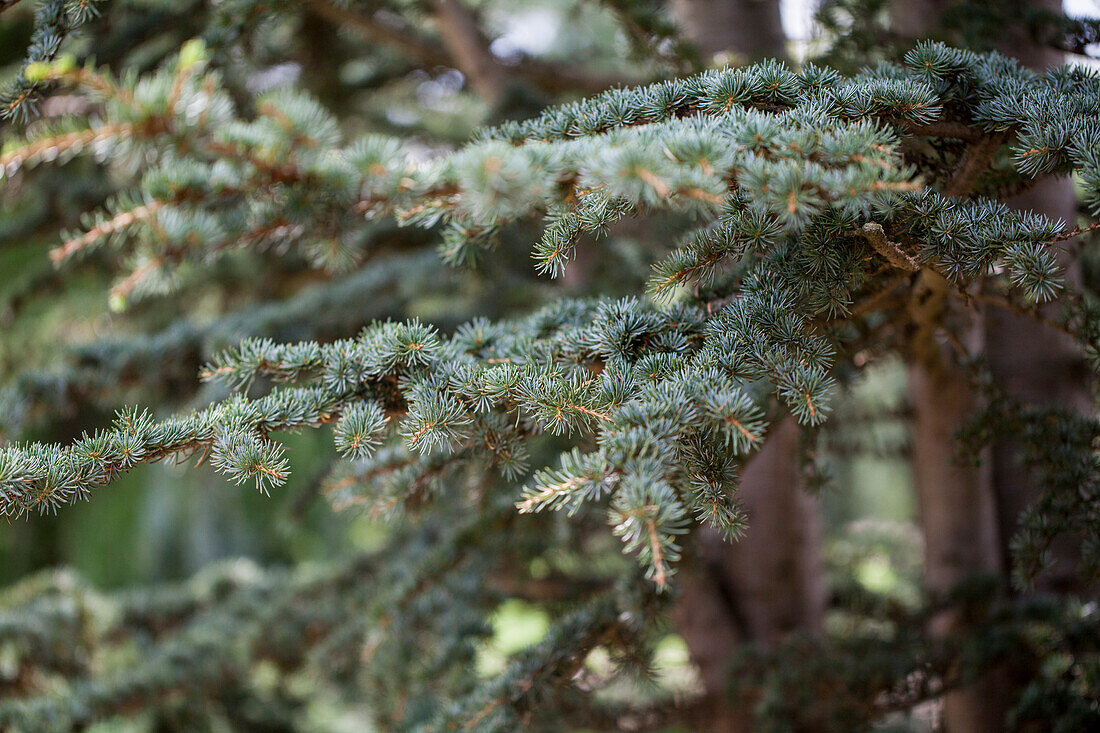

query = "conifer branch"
[1,124,136,175]
[4,38,1100,593]
[50,200,165,264]
[6,4,1100,728]
[1050,221,1100,244]
[301,0,453,68]
[440,596,633,731]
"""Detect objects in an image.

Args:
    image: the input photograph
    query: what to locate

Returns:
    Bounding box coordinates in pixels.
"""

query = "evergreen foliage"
[4,39,1097,584]
[1,0,107,121]
[1,1,1099,729]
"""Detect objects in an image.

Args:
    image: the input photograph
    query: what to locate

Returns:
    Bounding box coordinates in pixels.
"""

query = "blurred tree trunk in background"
[432,0,510,103]
[668,3,828,728]
[674,418,826,729]
[981,0,1091,594]
[906,270,1005,732]
[896,2,1009,728]
[670,0,787,61]
[897,1,1088,729]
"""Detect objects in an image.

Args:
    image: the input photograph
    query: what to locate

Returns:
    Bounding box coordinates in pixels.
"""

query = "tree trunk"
[712,420,826,645]
[885,5,1086,727]
[674,417,826,730]
[902,0,1094,595]
[988,177,1088,591]
[907,270,1007,732]
[670,0,787,62]
[432,0,509,103]
[982,1,1092,595]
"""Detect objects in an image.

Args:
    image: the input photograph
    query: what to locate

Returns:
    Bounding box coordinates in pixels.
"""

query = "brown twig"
[1050,221,1100,244]
[50,200,166,265]
[108,256,164,305]
[858,222,921,272]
